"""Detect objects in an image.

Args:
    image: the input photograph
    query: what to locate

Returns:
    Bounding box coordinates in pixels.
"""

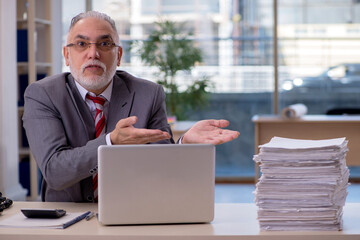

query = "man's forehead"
[68,17,116,40]
[72,34,114,41]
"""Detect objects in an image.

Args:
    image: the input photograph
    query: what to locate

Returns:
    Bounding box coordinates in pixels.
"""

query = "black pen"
[85,212,95,221]
[63,211,91,229]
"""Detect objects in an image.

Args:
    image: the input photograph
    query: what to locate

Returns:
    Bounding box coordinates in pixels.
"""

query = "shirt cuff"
[106,133,113,145]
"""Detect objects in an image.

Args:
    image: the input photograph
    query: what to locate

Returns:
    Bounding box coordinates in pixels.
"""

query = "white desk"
[1,201,360,239]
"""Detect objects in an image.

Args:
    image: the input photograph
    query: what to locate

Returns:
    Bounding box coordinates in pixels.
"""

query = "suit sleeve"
[145,84,175,144]
[22,83,102,191]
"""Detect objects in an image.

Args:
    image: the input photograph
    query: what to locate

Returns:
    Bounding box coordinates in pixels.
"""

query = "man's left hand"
[182,119,240,145]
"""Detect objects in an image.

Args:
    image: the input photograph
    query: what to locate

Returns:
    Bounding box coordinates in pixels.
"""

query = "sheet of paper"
[259,136,346,150]
[0,212,87,229]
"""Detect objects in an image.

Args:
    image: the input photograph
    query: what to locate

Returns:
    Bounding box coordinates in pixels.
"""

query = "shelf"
[16,0,54,201]
[19,148,31,156]
[17,18,51,27]
[34,18,51,25]
[17,19,27,24]
[18,62,52,67]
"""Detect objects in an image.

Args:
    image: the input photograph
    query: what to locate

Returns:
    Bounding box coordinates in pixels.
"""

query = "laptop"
[97,144,215,225]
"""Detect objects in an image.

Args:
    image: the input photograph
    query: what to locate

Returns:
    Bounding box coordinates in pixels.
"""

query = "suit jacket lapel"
[66,75,95,140]
[107,74,135,132]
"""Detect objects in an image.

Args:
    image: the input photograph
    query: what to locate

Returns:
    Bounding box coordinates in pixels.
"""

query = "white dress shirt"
[75,80,113,145]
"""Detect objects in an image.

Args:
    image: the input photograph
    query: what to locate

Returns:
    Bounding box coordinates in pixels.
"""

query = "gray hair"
[69,11,118,34]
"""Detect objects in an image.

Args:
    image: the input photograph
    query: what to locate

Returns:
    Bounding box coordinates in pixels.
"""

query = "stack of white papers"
[253,137,349,231]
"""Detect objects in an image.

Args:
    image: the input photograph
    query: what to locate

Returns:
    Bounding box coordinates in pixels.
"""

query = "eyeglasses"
[66,40,120,52]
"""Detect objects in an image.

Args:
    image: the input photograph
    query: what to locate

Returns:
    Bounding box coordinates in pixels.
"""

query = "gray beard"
[69,59,117,92]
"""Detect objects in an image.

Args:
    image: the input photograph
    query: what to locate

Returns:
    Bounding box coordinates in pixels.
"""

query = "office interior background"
[64,0,360,179]
[1,0,360,200]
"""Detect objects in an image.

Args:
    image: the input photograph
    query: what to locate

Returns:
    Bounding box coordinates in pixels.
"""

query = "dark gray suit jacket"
[23,70,174,202]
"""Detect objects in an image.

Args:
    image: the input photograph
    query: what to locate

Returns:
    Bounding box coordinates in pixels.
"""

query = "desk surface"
[252,114,360,122]
[252,114,360,169]
[1,202,360,240]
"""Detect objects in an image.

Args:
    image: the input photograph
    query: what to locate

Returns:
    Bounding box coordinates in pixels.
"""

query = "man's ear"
[63,46,70,66]
[117,46,123,66]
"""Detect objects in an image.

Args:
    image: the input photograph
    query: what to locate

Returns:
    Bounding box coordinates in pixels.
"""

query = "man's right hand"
[110,116,171,145]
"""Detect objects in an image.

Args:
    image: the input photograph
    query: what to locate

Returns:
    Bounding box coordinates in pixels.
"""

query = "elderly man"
[23,11,239,202]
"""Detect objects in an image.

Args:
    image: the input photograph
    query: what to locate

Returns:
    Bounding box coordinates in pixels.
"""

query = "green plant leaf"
[133,19,212,120]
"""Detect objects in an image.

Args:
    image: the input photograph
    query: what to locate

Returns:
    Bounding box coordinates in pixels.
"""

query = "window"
[62,0,360,180]
[278,0,360,177]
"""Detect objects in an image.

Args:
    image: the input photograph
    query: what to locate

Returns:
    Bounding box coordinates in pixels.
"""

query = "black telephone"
[0,192,13,213]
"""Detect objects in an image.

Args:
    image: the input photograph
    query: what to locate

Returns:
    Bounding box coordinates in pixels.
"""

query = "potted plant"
[133,20,211,120]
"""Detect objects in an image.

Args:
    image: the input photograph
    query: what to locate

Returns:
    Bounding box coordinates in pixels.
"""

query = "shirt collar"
[75,79,113,102]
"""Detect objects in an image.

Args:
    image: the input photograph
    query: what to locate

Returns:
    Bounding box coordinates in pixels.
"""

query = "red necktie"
[86,94,106,201]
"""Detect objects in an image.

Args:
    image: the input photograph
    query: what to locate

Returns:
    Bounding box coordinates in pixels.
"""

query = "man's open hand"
[182,119,240,145]
[110,116,171,144]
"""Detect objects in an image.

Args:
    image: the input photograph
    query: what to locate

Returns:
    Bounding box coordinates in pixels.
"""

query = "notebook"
[97,144,215,225]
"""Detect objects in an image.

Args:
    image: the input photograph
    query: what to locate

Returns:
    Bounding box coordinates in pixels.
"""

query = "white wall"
[0,0,27,200]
